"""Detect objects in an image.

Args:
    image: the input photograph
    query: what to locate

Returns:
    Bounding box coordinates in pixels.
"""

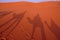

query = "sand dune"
[0,1,60,40]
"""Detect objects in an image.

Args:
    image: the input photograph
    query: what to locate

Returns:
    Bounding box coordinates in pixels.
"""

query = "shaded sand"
[0,1,60,40]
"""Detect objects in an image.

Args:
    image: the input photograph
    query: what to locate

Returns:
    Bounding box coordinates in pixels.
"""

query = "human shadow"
[27,14,46,40]
[45,19,60,40]
[0,11,12,18]
[0,11,26,40]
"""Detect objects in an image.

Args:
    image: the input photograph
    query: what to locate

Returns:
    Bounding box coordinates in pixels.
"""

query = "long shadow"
[0,11,12,18]
[27,14,46,40]
[0,12,26,40]
[0,11,25,29]
[45,19,60,40]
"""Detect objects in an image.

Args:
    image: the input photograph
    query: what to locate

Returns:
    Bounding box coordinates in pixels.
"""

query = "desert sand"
[0,1,60,40]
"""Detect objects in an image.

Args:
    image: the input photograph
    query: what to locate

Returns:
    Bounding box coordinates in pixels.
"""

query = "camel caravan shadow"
[0,11,60,40]
[27,14,60,40]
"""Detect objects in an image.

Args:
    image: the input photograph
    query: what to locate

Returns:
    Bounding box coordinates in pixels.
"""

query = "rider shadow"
[0,11,12,18]
[45,18,60,40]
[27,14,46,40]
[0,11,26,40]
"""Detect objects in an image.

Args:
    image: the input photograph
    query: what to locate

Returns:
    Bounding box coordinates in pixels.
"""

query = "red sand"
[0,1,60,40]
